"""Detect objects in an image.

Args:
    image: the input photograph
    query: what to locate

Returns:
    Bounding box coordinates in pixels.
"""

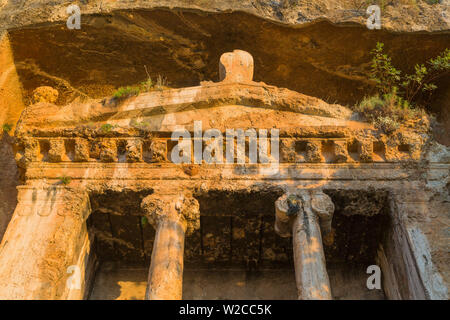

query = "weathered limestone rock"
[306,141,324,163]
[359,140,374,163]
[74,138,89,162]
[280,139,297,163]
[0,32,24,130]
[333,140,349,163]
[150,140,167,163]
[48,139,64,163]
[126,139,143,163]
[31,86,58,104]
[99,139,117,163]
[141,192,200,300]
[1,1,447,35]
[275,190,334,300]
[0,187,90,299]
[15,137,38,168]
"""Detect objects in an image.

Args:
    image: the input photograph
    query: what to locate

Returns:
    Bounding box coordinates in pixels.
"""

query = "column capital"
[141,192,200,235]
[275,193,303,237]
[310,191,334,236]
[275,190,334,242]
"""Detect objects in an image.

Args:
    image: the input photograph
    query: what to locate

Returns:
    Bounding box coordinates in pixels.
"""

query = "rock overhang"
[2,8,449,117]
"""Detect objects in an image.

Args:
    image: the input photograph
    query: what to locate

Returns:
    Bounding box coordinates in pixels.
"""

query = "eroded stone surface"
[32,86,58,104]
[274,190,334,300]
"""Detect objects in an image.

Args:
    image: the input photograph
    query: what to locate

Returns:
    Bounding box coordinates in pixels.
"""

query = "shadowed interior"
[86,189,389,299]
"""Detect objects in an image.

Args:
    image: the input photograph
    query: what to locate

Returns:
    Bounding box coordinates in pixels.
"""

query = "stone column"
[0,186,91,299]
[141,193,200,300]
[275,190,334,300]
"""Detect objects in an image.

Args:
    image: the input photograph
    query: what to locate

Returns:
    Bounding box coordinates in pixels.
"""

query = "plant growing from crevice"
[139,65,154,92]
[2,123,12,134]
[155,74,170,91]
[355,88,425,133]
[356,42,448,133]
[111,66,171,103]
[400,48,449,105]
[58,176,72,185]
[370,42,449,105]
[113,86,141,101]
[100,123,116,133]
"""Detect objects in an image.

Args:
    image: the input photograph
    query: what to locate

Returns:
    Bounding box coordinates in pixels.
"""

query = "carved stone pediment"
[16,50,356,133]
[13,51,427,168]
[17,80,357,133]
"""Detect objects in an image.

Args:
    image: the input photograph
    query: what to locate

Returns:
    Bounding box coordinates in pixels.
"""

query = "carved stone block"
[359,140,373,163]
[150,139,167,162]
[74,138,89,162]
[306,141,323,163]
[99,139,117,163]
[333,140,348,163]
[126,139,143,163]
[48,139,64,163]
[280,138,296,163]
[24,138,39,163]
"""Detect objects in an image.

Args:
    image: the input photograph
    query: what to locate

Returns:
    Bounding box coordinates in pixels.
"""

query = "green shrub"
[140,78,154,92]
[100,123,115,133]
[112,72,170,101]
[356,89,424,133]
[2,123,12,133]
[58,176,72,185]
[370,42,449,105]
[113,86,141,101]
[401,48,449,104]
[358,42,448,133]
[370,42,402,95]
[130,119,150,130]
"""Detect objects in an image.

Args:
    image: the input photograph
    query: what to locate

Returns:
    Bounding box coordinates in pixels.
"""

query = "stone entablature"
[15,131,424,166]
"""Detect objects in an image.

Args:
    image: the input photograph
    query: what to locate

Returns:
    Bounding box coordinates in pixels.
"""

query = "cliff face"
[0,0,449,32]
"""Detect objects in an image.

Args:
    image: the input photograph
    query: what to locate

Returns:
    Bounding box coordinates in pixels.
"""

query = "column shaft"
[146,218,185,300]
[292,206,332,300]
[142,193,200,300]
[0,187,90,299]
